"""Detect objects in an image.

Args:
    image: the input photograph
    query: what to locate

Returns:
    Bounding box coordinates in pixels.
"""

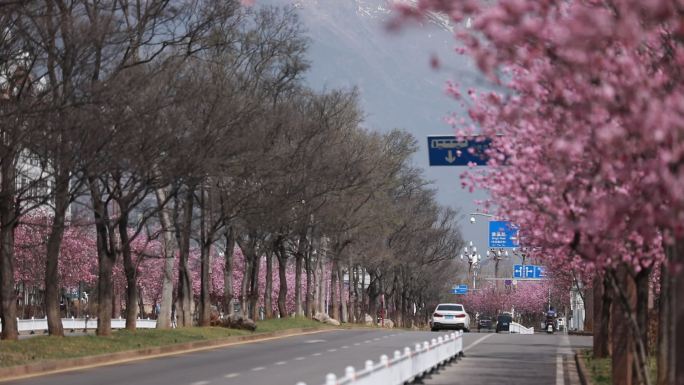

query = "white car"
[430,303,470,332]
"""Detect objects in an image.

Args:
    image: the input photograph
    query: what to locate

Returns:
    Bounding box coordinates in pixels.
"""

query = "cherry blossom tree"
[394,1,684,384]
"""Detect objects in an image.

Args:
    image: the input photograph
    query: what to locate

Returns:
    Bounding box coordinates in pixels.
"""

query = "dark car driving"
[478,316,493,331]
[496,314,512,333]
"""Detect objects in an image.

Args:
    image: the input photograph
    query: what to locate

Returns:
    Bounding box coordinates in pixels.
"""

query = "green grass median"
[582,350,657,385]
[0,317,327,368]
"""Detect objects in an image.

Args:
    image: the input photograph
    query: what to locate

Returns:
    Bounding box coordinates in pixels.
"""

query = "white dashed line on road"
[251,366,265,372]
[354,342,361,346]
[312,352,322,356]
[190,381,209,385]
[327,348,337,352]
[224,373,240,379]
[341,345,349,349]
[295,356,305,361]
[556,355,564,385]
[364,340,371,343]
[275,361,287,365]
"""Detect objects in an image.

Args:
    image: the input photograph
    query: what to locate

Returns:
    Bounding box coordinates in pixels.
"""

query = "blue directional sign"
[513,265,523,279]
[427,136,491,166]
[451,284,468,295]
[488,221,519,248]
[513,265,546,279]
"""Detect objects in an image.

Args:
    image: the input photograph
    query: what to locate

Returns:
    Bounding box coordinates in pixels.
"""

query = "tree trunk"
[295,229,306,317]
[611,265,636,385]
[584,281,594,332]
[0,219,17,340]
[89,177,116,336]
[155,186,175,329]
[305,245,313,317]
[175,187,194,327]
[657,260,673,385]
[223,227,235,315]
[198,186,212,327]
[44,172,69,337]
[264,252,273,319]
[119,210,139,331]
[0,158,18,340]
[635,267,651,354]
[368,273,378,324]
[240,252,251,317]
[199,239,212,326]
[360,268,366,320]
[349,263,356,323]
[277,242,288,318]
[340,262,347,323]
[317,253,326,314]
[594,273,611,358]
[249,253,261,321]
[674,239,684,385]
[331,258,339,320]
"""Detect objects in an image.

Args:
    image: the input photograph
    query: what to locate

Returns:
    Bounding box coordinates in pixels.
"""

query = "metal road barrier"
[509,322,534,334]
[1,317,158,333]
[296,331,464,385]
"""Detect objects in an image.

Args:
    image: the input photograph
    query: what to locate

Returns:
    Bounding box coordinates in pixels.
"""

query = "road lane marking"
[556,355,564,385]
[327,348,337,352]
[354,342,361,346]
[275,361,287,365]
[295,356,306,360]
[190,381,209,385]
[251,366,265,371]
[341,345,349,349]
[312,352,322,356]
[224,373,240,379]
[305,339,326,343]
[364,340,371,343]
[464,333,494,351]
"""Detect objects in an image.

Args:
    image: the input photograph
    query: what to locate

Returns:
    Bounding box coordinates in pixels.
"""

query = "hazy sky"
[266,0,519,277]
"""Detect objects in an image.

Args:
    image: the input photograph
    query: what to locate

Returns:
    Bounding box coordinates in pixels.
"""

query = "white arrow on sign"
[445,150,457,163]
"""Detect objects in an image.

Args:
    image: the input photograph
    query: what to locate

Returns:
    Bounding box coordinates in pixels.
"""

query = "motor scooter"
[545,318,555,334]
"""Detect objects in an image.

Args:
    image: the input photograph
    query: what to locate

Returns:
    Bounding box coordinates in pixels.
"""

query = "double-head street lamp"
[460,241,481,288]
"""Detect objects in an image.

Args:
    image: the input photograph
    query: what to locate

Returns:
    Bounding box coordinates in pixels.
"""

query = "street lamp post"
[460,241,481,289]
[488,248,508,283]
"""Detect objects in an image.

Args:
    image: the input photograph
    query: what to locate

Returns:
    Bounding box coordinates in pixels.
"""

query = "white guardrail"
[509,322,534,334]
[1,317,158,333]
[296,331,464,385]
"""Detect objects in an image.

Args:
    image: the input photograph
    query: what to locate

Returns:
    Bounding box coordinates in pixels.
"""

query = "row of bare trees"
[0,0,463,341]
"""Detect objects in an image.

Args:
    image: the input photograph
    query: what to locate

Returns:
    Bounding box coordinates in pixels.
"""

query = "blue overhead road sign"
[489,221,519,248]
[427,136,491,166]
[513,265,546,280]
[451,284,468,295]
[513,265,523,279]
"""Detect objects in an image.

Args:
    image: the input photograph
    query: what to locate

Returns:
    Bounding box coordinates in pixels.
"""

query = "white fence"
[509,322,534,334]
[1,317,158,333]
[296,331,464,385]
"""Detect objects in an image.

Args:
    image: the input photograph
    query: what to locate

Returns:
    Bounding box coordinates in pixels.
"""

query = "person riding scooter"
[545,307,556,333]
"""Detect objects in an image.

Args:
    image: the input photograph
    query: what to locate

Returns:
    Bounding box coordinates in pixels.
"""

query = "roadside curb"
[0,326,338,382]
[575,349,592,385]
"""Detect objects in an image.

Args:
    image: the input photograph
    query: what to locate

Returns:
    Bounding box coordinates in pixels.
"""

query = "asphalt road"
[424,332,592,385]
[3,329,591,385]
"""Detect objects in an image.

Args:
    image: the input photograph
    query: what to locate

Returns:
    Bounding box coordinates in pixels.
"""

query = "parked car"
[478,316,493,331]
[495,313,512,333]
[430,303,470,332]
